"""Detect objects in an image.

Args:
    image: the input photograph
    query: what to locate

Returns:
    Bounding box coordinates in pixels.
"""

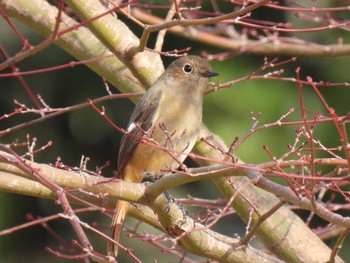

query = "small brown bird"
[108,55,218,257]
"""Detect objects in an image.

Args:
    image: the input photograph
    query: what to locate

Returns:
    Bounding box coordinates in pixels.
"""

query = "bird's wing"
[117,89,162,176]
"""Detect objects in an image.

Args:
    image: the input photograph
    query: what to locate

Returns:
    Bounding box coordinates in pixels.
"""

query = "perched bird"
[108,55,218,257]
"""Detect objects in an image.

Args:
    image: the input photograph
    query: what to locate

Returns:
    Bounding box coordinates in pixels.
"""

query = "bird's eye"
[182,63,193,74]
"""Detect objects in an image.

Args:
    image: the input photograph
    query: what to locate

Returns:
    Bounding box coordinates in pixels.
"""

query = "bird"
[107,55,218,257]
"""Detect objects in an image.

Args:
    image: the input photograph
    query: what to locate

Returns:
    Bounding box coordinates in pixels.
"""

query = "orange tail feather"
[107,200,129,257]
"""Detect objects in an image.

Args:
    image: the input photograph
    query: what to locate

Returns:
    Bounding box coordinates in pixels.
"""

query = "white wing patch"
[127,122,136,132]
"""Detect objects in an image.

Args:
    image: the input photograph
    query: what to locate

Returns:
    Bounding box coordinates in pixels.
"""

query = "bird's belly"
[122,129,197,182]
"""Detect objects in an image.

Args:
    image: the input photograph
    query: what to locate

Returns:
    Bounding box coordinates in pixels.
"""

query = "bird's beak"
[202,71,219,78]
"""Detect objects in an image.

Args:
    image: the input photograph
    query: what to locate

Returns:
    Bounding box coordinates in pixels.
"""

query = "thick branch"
[0,0,145,95]
[64,0,163,87]
[0,150,281,263]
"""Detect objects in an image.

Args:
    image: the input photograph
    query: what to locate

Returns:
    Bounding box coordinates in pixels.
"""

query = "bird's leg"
[142,172,174,214]
[142,172,157,183]
[143,172,172,204]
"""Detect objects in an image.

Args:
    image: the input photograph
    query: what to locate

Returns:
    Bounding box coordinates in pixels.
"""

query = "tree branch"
[193,125,344,263]
[129,8,350,58]
[0,150,282,263]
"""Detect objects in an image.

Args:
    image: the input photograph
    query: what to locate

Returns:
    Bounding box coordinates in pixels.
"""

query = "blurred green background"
[1,1,350,262]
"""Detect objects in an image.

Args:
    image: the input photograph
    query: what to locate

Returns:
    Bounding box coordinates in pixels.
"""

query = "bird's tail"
[107,200,129,257]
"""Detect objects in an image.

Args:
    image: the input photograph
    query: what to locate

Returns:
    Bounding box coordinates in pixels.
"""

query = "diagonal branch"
[134,0,270,54]
[193,125,345,263]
